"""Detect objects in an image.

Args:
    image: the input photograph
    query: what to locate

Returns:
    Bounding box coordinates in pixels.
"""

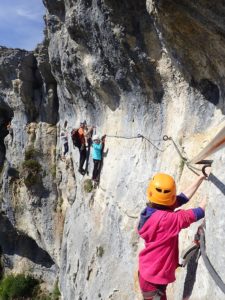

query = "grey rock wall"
[0,47,61,288]
[0,0,225,299]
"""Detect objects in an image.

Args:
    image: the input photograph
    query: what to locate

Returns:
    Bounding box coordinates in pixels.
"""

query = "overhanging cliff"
[0,0,225,299]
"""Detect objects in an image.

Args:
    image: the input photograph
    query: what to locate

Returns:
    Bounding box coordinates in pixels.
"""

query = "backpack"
[71,129,81,148]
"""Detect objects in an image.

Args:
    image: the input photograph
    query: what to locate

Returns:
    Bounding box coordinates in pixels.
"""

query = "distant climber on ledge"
[84,121,94,175]
[61,120,69,159]
[91,134,106,185]
[137,171,209,300]
[6,121,13,140]
[77,121,94,175]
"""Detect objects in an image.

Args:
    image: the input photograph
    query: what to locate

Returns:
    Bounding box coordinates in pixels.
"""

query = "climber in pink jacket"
[138,172,208,300]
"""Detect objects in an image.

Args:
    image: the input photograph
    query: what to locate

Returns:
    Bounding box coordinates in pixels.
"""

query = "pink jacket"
[138,205,203,285]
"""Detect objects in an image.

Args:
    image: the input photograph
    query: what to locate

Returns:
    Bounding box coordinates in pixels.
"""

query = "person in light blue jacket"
[92,134,104,182]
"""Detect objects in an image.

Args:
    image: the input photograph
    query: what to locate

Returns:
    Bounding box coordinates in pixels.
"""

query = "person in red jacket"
[78,121,87,174]
[78,120,94,175]
[138,172,208,300]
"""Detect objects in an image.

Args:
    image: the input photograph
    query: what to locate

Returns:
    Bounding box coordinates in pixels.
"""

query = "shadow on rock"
[0,214,55,268]
[183,250,199,299]
[209,173,225,196]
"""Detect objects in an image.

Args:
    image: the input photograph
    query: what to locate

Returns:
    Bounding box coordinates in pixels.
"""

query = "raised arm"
[182,174,206,200]
[84,126,94,136]
[199,197,207,211]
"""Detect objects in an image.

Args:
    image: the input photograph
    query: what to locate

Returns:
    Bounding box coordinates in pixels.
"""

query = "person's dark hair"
[147,202,173,211]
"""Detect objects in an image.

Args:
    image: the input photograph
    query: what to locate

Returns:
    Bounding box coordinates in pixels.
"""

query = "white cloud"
[0,0,45,50]
[16,8,42,21]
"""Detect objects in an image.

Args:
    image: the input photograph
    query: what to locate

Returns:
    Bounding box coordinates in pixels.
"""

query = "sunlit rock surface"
[0,0,225,298]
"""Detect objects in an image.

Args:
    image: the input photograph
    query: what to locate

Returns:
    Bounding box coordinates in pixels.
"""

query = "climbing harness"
[181,224,225,294]
[142,289,165,300]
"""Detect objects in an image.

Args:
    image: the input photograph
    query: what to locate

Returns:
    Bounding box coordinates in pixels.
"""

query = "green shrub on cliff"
[51,280,61,300]
[0,274,39,299]
[83,179,93,193]
[23,159,42,173]
[25,147,40,160]
[22,159,42,187]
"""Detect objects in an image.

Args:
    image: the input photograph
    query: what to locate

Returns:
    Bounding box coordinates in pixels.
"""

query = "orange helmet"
[146,173,176,206]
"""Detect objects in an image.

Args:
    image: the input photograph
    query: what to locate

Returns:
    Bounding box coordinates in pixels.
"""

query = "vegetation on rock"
[0,274,61,300]
[83,179,93,193]
[0,274,38,300]
[22,159,42,187]
[25,147,40,161]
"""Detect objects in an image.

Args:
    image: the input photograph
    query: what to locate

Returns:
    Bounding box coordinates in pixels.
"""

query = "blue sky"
[0,0,45,51]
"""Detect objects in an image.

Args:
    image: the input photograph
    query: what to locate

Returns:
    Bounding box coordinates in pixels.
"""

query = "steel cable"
[198,226,225,294]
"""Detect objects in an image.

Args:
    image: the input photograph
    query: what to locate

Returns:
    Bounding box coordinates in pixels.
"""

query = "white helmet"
[92,134,100,141]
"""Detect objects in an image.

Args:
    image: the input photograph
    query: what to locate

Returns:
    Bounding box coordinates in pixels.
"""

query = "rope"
[141,135,165,152]
[163,135,187,161]
[163,135,203,175]
[106,134,142,140]
[198,226,225,294]
[106,134,166,152]
[105,133,209,175]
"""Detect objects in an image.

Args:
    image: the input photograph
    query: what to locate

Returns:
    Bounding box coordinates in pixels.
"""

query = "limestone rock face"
[0,47,62,287]
[0,0,225,299]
